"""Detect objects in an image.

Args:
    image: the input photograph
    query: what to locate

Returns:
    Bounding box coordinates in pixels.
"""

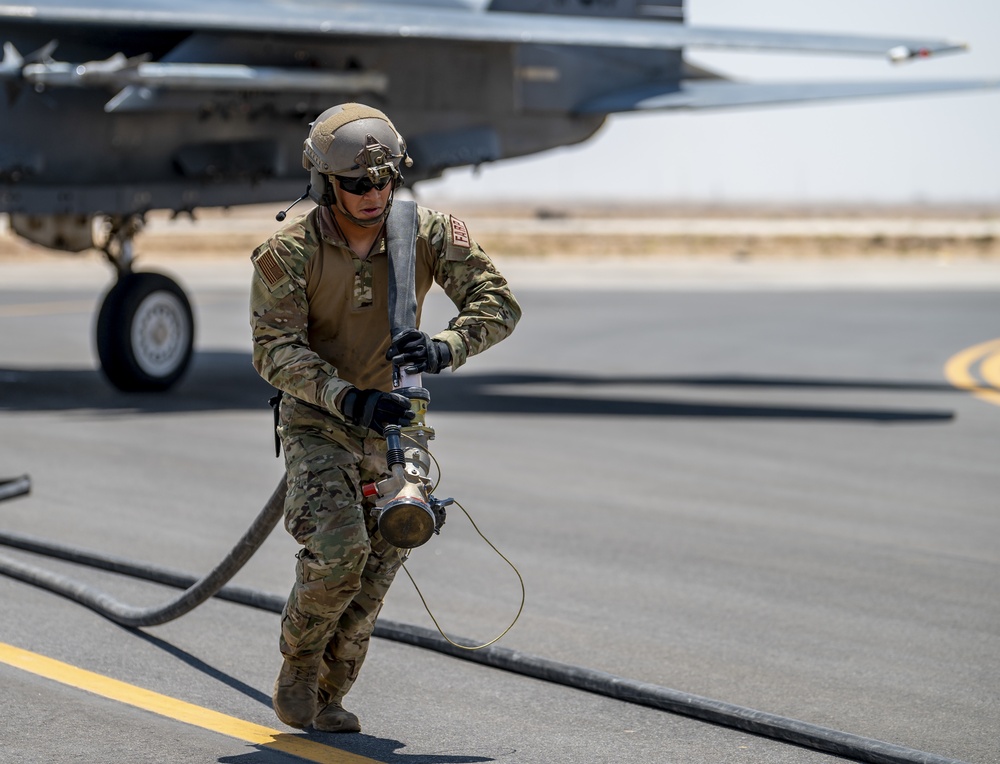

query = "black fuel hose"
[0,512,968,764]
[0,475,31,503]
[0,477,285,628]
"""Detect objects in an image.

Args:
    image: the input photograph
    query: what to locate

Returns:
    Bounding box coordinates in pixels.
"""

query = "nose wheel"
[94,215,195,392]
[96,271,195,392]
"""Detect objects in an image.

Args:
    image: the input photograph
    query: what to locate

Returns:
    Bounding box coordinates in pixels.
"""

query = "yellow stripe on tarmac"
[944,338,1000,407]
[981,349,1000,390]
[0,642,377,764]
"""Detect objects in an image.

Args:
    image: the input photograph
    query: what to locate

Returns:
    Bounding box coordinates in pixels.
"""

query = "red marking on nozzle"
[362,482,379,498]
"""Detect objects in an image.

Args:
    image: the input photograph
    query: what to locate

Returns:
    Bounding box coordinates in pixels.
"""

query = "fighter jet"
[0,0,993,391]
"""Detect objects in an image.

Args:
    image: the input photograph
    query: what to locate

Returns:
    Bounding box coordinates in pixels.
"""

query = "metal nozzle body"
[367,383,442,548]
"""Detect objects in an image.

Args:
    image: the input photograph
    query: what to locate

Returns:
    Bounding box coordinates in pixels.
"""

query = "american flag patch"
[252,246,289,290]
[450,216,471,249]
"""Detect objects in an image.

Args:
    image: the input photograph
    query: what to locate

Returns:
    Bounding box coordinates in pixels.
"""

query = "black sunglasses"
[334,174,393,195]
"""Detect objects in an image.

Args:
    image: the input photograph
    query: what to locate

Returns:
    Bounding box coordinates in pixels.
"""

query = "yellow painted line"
[944,338,1000,407]
[0,300,93,317]
[981,350,1000,389]
[0,642,376,764]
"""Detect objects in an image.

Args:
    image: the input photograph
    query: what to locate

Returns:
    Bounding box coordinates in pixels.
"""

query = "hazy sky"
[419,0,1000,205]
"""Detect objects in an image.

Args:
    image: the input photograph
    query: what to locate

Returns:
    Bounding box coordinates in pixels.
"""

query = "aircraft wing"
[581,79,1000,113]
[0,0,968,63]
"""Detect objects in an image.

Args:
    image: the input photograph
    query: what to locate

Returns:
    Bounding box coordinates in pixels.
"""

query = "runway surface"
[0,253,998,764]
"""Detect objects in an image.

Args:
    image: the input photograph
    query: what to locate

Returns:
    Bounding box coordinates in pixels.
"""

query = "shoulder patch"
[252,244,290,291]
[449,216,471,250]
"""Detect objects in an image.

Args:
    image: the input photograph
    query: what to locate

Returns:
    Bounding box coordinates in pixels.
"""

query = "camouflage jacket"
[249,204,521,416]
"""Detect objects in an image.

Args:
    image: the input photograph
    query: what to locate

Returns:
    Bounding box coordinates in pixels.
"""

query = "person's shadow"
[129,629,501,764]
[218,735,504,763]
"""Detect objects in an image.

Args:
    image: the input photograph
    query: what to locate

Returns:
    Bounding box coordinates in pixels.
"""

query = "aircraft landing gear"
[96,216,195,392]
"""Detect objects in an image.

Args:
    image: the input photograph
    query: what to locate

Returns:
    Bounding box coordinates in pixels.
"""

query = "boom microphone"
[275,185,311,222]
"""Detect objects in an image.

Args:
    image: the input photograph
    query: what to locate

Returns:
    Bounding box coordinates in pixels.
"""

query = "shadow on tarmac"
[129,629,498,763]
[221,737,497,764]
[0,350,955,422]
[129,628,273,707]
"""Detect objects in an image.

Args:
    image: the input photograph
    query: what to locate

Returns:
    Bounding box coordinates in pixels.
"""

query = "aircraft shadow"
[0,351,955,423]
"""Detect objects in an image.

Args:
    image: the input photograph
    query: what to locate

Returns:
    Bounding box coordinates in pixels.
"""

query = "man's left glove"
[386,329,452,374]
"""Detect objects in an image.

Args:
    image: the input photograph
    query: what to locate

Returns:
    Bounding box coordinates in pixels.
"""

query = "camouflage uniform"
[250,203,520,708]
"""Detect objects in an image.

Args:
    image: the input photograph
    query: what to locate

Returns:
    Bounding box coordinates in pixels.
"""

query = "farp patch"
[449,216,471,250]
[252,244,290,291]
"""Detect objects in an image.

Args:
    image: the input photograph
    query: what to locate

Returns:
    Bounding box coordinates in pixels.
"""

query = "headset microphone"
[275,185,311,222]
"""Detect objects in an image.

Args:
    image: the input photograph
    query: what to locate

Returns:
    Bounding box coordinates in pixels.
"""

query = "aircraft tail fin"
[487,0,684,23]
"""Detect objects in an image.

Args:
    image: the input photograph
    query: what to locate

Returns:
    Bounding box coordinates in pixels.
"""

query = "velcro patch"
[252,245,289,291]
[450,216,471,250]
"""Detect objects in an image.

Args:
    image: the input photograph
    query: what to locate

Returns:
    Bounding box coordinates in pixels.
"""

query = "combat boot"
[313,700,361,733]
[272,656,321,728]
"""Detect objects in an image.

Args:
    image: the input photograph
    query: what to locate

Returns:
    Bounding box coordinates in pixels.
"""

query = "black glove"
[386,329,452,374]
[339,387,414,435]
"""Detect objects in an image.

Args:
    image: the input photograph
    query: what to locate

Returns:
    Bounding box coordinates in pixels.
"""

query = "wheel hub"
[131,292,190,378]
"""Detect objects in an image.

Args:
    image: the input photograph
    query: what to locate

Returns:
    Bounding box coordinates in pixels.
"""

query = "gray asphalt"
[0,254,998,764]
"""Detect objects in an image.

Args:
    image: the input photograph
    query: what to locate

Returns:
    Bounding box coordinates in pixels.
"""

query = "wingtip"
[888,41,970,64]
[887,45,911,64]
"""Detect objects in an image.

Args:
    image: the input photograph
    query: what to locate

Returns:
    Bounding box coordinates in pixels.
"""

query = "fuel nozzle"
[362,381,448,548]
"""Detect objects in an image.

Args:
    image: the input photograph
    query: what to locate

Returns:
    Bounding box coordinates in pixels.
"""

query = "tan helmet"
[302,103,409,207]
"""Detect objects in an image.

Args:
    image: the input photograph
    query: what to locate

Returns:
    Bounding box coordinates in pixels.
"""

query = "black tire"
[96,272,195,392]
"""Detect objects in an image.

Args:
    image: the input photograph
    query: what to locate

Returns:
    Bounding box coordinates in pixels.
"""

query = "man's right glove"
[339,387,414,435]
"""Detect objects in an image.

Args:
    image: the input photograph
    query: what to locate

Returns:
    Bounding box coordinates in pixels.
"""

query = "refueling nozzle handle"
[383,425,405,469]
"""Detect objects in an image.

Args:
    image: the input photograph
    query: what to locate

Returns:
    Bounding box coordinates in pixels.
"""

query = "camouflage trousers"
[277,394,407,705]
